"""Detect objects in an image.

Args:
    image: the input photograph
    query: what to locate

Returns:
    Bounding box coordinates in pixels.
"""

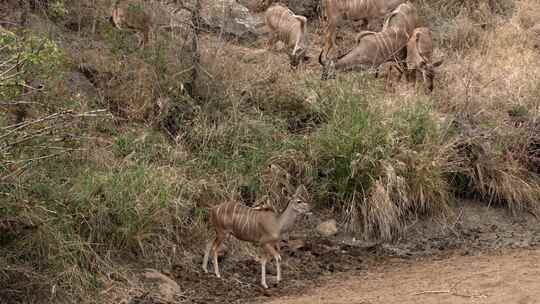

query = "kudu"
[319,2,418,80]
[321,0,405,60]
[406,27,443,92]
[110,0,152,48]
[202,193,311,288]
[265,4,309,68]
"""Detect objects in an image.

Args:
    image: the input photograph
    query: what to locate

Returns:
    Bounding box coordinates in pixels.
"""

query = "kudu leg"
[323,24,336,60]
[211,235,225,278]
[267,33,277,51]
[414,70,423,91]
[202,237,214,273]
[262,243,282,287]
[422,70,434,93]
[260,255,269,289]
[142,29,149,47]
[274,243,282,283]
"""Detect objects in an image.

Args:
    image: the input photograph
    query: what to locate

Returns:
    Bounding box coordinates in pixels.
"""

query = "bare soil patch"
[164,201,540,304]
[264,248,540,304]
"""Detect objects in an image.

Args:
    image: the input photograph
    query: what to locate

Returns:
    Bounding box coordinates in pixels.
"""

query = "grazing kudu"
[265,4,309,68]
[321,0,405,60]
[110,0,152,48]
[319,2,419,80]
[381,1,418,35]
[202,194,311,288]
[406,27,443,92]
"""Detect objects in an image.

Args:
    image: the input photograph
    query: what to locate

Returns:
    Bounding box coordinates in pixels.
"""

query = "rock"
[317,219,338,237]
[149,2,193,38]
[285,0,320,19]
[141,269,180,302]
[236,0,264,12]
[201,0,263,40]
[240,0,319,18]
[286,239,306,251]
[65,71,98,101]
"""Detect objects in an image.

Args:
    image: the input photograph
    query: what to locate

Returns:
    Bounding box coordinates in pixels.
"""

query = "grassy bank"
[1,0,540,302]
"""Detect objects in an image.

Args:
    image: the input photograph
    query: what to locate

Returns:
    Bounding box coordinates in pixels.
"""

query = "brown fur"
[265,4,309,67]
[406,27,443,93]
[382,1,418,36]
[202,197,311,288]
[111,0,152,48]
[321,0,405,60]
[320,2,418,81]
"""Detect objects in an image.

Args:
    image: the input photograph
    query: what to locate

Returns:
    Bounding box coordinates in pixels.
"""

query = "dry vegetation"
[1,0,540,303]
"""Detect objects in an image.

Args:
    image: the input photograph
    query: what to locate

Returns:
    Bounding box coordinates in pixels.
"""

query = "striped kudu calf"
[265,4,310,68]
[319,2,419,80]
[321,0,405,60]
[202,194,311,288]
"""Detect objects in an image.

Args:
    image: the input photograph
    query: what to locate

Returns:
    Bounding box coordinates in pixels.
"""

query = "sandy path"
[264,249,540,304]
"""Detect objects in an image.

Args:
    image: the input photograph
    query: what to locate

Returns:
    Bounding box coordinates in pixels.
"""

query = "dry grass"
[3,0,540,302]
[515,0,540,29]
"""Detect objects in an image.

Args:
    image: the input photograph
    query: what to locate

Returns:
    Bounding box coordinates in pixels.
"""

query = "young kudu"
[265,4,310,68]
[202,194,311,288]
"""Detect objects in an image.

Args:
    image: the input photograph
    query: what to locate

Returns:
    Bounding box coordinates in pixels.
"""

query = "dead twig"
[414,271,497,299]
[414,289,488,298]
[414,290,452,295]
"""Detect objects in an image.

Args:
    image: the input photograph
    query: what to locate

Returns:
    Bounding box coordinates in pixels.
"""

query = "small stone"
[287,239,306,251]
[317,219,338,237]
[201,0,263,40]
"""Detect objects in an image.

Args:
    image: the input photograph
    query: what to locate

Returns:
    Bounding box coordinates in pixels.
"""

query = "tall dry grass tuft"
[434,7,540,217]
[438,8,484,53]
[446,114,540,215]
[515,0,540,29]
[305,78,453,240]
[259,150,314,211]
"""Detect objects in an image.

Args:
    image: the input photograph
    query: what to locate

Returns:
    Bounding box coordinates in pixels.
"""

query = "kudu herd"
[261,0,442,92]
[103,0,450,290]
[107,0,443,91]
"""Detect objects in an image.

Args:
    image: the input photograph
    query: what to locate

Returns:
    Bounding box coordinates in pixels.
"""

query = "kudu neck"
[277,202,300,234]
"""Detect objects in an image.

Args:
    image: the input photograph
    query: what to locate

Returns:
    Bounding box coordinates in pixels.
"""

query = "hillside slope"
[1,0,540,303]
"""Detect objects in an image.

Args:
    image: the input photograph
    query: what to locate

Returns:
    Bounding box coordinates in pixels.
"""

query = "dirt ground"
[264,248,540,304]
[161,200,540,304]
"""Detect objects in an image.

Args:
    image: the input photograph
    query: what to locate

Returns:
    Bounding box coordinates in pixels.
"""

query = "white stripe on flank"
[241,208,251,234]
